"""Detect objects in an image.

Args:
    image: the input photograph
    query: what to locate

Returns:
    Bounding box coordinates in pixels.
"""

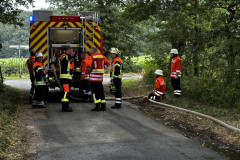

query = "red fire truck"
[29,10,103,88]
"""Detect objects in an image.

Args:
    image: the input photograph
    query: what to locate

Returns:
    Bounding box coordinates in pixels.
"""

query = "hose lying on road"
[106,95,143,100]
[148,99,240,133]
[51,64,144,101]
[52,64,240,133]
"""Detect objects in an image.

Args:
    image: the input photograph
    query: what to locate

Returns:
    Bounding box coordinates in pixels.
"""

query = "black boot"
[111,103,121,109]
[92,103,101,111]
[62,102,72,112]
[100,103,106,111]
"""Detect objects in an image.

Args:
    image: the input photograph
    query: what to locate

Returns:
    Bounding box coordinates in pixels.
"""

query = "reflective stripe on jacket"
[33,61,46,86]
[59,54,72,80]
[110,57,123,80]
[88,53,110,82]
[171,56,182,78]
[153,76,166,96]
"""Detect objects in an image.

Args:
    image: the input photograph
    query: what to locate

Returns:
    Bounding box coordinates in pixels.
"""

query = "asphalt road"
[4,79,226,160]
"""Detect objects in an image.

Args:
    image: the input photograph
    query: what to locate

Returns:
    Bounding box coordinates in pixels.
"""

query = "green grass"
[0,83,21,159]
[122,78,240,121]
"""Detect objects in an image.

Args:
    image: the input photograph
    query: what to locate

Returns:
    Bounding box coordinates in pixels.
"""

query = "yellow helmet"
[110,47,120,55]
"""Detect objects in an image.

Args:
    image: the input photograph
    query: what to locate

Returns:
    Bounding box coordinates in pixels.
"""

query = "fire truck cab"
[29,10,103,89]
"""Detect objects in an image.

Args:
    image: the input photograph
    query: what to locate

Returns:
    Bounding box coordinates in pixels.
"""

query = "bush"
[123,58,142,73]
[182,76,240,108]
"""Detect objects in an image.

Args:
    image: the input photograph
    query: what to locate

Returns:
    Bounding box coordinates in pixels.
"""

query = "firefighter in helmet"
[88,46,110,111]
[147,69,166,101]
[27,51,35,104]
[170,49,182,97]
[109,47,123,109]
[59,46,75,112]
[32,52,47,108]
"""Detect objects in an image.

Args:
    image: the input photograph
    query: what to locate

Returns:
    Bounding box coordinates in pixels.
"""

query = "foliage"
[122,57,141,73]
[0,58,28,78]
[0,84,20,159]
[0,11,31,58]
[0,0,33,26]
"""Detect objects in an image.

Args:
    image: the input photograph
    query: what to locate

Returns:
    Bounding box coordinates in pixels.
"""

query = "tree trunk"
[225,4,237,84]
[193,0,200,76]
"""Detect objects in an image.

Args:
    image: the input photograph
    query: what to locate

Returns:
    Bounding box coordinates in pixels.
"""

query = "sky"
[19,0,51,11]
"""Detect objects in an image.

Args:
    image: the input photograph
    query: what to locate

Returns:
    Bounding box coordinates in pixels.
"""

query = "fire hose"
[51,64,144,101]
[51,64,240,133]
[148,99,240,133]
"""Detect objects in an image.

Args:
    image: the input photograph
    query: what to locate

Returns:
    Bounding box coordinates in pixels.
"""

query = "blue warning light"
[29,15,34,22]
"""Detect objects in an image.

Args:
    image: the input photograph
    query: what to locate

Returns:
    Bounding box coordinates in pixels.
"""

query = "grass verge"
[122,78,240,159]
[122,78,240,121]
[0,83,21,159]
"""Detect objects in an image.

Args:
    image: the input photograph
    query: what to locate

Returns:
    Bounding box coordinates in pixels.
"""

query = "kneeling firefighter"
[32,52,47,108]
[147,69,166,101]
[109,47,123,109]
[59,46,75,112]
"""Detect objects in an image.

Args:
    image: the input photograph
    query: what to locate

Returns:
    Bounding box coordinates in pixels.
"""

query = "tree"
[207,0,240,83]
[0,0,33,26]
[0,11,31,58]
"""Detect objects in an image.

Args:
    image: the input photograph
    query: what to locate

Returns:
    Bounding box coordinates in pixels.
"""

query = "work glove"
[109,84,116,94]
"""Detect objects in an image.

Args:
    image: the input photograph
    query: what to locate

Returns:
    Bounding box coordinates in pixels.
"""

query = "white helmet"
[154,69,163,76]
[110,47,120,55]
[170,49,178,54]
[36,52,43,58]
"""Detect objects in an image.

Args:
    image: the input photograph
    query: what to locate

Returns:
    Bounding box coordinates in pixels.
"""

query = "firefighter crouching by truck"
[59,46,75,112]
[27,51,35,104]
[109,47,123,109]
[88,46,110,111]
[146,69,166,101]
[80,51,92,101]
[170,49,182,97]
[32,53,47,108]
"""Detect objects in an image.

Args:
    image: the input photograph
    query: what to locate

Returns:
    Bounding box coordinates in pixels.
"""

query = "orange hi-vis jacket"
[88,52,110,82]
[153,76,166,96]
[171,56,182,78]
[33,61,46,86]
[110,57,123,79]
[81,56,90,80]
[27,56,35,81]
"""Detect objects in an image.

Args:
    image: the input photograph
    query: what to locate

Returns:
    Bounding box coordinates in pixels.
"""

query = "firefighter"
[32,53,47,108]
[109,47,123,109]
[27,51,35,104]
[59,46,75,112]
[88,46,110,111]
[170,49,182,97]
[147,69,166,101]
[80,51,92,100]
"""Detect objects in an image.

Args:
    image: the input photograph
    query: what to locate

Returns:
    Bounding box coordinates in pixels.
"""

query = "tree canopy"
[0,0,33,26]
